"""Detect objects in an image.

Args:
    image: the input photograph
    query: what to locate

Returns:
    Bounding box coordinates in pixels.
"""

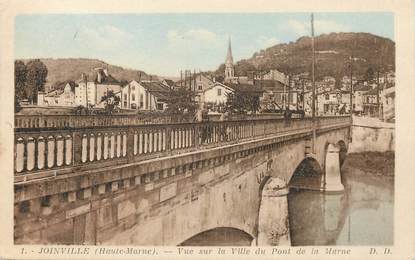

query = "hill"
[18,58,154,89]
[216,32,395,79]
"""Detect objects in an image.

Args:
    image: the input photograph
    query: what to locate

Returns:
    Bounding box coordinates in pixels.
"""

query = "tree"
[15,60,28,101]
[101,90,121,114]
[26,59,48,104]
[165,87,198,115]
[225,90,260,114]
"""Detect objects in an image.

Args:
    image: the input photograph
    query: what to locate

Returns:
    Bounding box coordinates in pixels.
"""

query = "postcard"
[0,0,414,259]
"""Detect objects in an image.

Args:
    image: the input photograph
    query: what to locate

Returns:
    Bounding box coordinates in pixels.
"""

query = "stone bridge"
[13,115,351,246]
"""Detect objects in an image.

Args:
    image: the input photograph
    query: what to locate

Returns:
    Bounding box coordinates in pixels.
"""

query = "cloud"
[167,28,218,43]
[282,19,350,36]
[76,25,133,50]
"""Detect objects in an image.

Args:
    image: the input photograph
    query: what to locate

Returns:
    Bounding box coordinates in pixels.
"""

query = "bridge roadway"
[14,115,351,245]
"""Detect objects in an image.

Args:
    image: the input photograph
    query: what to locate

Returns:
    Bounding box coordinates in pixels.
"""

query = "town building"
[121,80,171,111]
[75,68,122,108]
[254,69,289,86]
[38,81,76,107]
[202,82,234,105]
[161,79,175,89]
[362,88,380,117]
[352,83,370,115]
[254,80,300,111]
[319,89,350,115]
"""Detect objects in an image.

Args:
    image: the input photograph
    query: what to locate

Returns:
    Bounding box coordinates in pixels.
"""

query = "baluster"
[65,135,72,165]
[166,127,171,151]
[56,135,64,166]
[26,137,35,171]
[153,131,158,152]
[96,133,102,161]
[162,129,166,151]
[47,136,56,168]
[151,131,155,153]
[103,133,109,160]
[144,132,148,154]
[139,131,143,154]
[173,129,177,149]
[158,130,162,152]
[122,132,127,157]
[170,128,174,150]
[110,133,115,158]
[133,131,138,155]
[116,133,121,158]
[177,128,182,149]
[15,137,25,173]
[186,128,189,147]
[81,134,87,163]
[38,136,46,169]
[89,134,95,162]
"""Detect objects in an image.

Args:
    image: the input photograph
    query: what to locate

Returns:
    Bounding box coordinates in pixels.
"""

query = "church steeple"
[226,37,233,65]
[225,36,234,81]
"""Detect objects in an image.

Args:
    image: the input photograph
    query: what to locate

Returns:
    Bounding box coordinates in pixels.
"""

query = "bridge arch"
[178,227,254,246]
[289,156,324,191]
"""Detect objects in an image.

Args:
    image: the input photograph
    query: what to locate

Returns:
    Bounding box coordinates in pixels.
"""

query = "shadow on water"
[288,164,394,246]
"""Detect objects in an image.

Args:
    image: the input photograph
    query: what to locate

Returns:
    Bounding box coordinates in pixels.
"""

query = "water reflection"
[288,171,394,246]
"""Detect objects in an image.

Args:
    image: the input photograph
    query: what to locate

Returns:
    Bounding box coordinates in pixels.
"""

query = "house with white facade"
[75,68,122,108]
[120,80,171,111]
[202,82,234,105]
[353,84,370,115]
[38,81,76,107]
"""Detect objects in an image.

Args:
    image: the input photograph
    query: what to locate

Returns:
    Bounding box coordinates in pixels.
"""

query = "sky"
[15,13,394,77]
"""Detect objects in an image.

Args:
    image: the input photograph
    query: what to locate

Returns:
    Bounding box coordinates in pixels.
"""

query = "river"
[288,166,394,246]
[180,153,394,246]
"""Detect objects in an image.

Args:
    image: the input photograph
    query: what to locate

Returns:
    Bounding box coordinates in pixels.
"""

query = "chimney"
[97,70,102,83]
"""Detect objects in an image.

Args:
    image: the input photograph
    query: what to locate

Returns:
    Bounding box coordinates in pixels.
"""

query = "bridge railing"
[14,114,195,129]
[14,116,351,179]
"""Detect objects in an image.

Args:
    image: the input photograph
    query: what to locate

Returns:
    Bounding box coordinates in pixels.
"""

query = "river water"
[288,170,394,246]
[180,158,394,246]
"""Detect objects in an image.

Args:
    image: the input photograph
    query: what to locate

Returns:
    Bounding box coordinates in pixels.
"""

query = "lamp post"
[349,56,353,117]
[311,13,316,154]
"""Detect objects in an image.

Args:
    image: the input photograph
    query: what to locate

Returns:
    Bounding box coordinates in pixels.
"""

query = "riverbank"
[342,151,395,177]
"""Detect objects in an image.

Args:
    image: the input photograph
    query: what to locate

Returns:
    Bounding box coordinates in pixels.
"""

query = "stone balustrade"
[14,115,351,180]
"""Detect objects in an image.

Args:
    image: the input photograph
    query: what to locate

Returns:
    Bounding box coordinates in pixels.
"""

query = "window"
[132,86,135,91]
[198,85,203,90]
[217,88,222,96]
[124,101,127,107]
[132,94,136,101]
[124,94,128,100]
[140,94,144,108]
[325,94,330,100]
[131,103,137,109]
[157,103,164,110]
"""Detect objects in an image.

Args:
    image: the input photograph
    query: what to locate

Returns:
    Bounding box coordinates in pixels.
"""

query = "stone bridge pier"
[257,177,290,246]
[324,143,345,192]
